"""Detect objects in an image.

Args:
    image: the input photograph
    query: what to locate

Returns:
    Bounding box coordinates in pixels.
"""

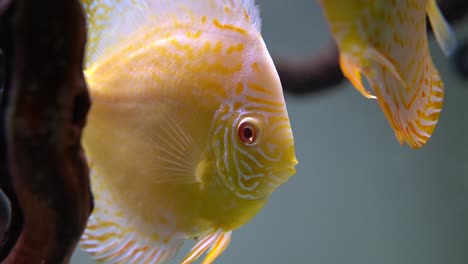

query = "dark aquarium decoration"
[0,0,93,263]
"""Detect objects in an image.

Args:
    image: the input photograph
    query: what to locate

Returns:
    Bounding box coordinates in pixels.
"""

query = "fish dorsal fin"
[426,0,457,56]
[80,0,261,68]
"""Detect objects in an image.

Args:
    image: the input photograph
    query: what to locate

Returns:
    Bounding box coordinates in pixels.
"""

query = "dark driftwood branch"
[0,3,22,261]
[0,0,93,263]
[275,41,342,96]
[277,0,468,96]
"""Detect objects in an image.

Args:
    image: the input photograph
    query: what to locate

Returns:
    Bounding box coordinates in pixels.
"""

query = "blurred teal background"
[71,0,468,263]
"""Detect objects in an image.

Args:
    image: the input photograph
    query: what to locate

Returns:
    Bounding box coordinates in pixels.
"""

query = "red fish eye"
[237,118,258,145]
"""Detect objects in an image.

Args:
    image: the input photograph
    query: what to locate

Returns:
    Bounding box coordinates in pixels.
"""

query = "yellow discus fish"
[317,0,457,148]
[78,0,298,263]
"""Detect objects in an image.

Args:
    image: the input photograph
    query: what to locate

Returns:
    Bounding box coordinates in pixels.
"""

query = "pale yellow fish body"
[79,0,298,263]
[317,0,457,148]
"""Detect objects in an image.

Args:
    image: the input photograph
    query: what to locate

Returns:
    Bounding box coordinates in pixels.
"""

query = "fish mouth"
[287,157,299,175]
[291,157,299,166]
[285,164,297,177]
[272,160,298,181]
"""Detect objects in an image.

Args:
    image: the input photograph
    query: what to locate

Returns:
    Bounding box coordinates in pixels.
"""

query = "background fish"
[317,0,457,149]
[79,0,298,263]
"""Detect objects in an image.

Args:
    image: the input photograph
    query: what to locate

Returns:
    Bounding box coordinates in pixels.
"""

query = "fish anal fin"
[407,63,444,149]
[426,0,457,56]
[180,229,232,264]
[366,61,444,149]
[339,53,376,99]
[367,77,418,148]
[401,65,443,149]
[363,47,427,144]
[79,176,184,264]
[394,130,405,145]
[81,221,182,264]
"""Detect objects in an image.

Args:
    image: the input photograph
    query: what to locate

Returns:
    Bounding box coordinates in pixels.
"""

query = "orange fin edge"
[180,229,232,264]
[339,53,377,99]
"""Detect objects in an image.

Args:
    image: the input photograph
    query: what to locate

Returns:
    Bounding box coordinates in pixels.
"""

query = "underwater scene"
[59,0,468,263]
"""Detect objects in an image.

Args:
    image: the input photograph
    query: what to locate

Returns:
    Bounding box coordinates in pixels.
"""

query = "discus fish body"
[79,1,298,263]
[318,0,457,148]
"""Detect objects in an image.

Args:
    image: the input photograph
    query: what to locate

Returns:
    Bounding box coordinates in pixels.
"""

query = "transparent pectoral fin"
[365,47,409,90]
[144,111,202,184]
[339,53,376,99]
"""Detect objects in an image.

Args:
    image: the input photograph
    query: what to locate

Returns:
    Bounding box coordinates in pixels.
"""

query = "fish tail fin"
[426,0,457,56]
[180,229,232,264]
[79,171,183,264]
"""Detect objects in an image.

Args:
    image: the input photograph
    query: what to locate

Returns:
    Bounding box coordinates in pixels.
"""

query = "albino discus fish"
[318,0,457,149]
[79,0,298,263]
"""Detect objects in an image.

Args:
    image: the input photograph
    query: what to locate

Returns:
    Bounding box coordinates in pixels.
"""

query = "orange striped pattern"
[319,0,452,149]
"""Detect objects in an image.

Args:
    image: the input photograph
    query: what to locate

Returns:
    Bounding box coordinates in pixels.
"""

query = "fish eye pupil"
[243,127,253,140]
[238,119,258,145]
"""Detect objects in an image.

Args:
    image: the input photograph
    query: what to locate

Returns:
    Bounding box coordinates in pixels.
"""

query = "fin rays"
[181,229,232,264]
[82,227,232,264]
[339,43,443,149]
[81,0,261,67]
[141,111,201,184]
[364,61,443,149]
[80,170,184,264]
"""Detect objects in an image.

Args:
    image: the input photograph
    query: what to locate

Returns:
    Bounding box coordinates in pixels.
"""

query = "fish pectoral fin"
[149,111,203,184]
[339,53,376,99]
[365,47,410,91]
[180,229,232,264]
[426,0,457,56]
